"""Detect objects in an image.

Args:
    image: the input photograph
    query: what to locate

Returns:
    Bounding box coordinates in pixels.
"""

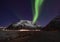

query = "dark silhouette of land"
[0,31,60,42]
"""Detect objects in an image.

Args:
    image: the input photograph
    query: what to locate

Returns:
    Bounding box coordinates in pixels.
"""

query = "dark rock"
[42,15,60,31]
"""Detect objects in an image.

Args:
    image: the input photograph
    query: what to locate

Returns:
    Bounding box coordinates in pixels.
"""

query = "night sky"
[0,0,60,27]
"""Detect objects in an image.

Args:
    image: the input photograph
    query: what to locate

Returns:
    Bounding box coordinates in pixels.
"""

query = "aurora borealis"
[32,0,44,24]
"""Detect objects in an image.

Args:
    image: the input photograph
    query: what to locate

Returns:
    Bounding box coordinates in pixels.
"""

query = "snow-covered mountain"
[6,20,41,30]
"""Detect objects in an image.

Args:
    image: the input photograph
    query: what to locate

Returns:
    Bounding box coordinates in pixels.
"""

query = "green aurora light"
[32,0,44,24]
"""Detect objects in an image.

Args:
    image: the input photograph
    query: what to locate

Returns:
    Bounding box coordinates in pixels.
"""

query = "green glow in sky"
[32,0,44,24]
